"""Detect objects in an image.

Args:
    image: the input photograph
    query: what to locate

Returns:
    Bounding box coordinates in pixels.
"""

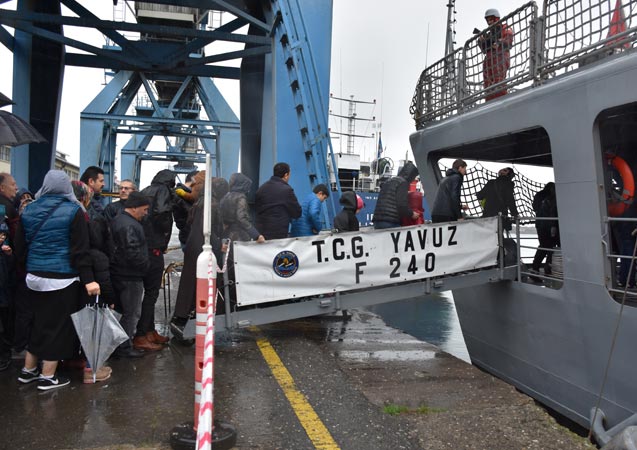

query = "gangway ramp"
[181,217,516,336]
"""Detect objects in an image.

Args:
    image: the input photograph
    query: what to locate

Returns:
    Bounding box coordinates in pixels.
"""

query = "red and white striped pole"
[170,155,236,450]
[194,249,216,448]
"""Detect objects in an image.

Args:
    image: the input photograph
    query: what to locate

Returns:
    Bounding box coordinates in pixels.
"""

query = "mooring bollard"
[170,248,236,450]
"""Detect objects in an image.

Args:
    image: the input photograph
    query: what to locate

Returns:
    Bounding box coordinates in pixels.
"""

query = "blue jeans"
[112,278,144,339]
[374,221,400,230]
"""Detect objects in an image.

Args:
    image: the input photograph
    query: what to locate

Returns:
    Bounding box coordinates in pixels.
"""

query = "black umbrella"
[0,92,14,107]
[0,110,47,146]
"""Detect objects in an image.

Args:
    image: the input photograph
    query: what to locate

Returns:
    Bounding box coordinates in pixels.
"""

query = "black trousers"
[532,234,556,273]
[136,251,164,336]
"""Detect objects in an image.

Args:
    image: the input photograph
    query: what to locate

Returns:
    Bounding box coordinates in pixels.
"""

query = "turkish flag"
[606,0,630,49]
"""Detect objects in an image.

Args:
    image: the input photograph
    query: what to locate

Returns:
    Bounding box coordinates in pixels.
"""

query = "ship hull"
[410,51,637,429]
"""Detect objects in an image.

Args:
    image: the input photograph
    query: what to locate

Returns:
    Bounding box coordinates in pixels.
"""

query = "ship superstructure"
[410,0,637,442]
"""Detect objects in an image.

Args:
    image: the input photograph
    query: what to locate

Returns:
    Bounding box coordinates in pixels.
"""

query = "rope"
[216,243,230,274]
[588,232,637,440]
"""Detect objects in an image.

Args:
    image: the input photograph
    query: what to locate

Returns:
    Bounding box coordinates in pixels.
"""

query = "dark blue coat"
[431,168,464,220]
[255,176,302,240]
[21,195,81,275]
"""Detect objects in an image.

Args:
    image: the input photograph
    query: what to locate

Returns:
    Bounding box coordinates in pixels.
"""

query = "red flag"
[606,0,630,49]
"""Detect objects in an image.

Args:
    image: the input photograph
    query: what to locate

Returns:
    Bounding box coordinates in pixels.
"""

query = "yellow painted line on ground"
[251,326,340,450]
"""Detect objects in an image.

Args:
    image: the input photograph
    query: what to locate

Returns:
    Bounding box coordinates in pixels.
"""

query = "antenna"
[445,0,457,55]
[329,94,376,155]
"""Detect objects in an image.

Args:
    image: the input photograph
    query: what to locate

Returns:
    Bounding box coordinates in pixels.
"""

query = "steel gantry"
[0,0,337,220]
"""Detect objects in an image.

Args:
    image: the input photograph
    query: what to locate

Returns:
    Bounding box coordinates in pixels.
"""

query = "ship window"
[430,126,562,290]
[597,103,637,304]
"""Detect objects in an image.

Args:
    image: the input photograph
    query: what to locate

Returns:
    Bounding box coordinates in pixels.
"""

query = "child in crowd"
[333,191,362,232]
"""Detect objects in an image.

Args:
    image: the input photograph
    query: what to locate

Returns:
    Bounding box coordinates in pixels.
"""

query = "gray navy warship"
[409,0,637,444]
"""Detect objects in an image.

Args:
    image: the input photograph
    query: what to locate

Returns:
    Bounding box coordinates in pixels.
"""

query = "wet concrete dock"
[0,249,596,449]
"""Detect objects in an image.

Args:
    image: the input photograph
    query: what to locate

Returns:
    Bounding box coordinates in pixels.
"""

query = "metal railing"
[512,216,563,289]
[605,216,637,298]
[411,0,637,128]
[541,0,637,78]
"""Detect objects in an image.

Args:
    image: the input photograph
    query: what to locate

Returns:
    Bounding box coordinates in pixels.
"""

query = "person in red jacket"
[401,191,425,226]
[479,8,514,101]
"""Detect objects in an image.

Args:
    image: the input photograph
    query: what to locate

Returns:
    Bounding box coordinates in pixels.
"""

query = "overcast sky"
[0,0,525,186]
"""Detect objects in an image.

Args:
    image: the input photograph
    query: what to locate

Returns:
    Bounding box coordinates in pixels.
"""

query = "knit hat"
[125,191,150,208]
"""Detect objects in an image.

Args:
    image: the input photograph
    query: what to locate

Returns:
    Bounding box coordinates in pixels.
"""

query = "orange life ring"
[607,154,635,216]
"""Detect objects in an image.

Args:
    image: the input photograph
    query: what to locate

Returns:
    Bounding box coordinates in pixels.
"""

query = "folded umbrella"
[0,110,47,147]
[71,295,128,382]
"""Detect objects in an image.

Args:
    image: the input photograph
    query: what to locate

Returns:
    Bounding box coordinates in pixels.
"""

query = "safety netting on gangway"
[440,162,547,222]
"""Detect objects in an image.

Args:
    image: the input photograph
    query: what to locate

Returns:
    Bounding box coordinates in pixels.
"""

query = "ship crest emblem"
[273,251,299,278]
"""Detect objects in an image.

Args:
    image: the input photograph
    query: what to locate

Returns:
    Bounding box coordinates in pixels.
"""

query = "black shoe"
[171,316,188,328]
[113,346,145,358]
[527,268,543,283]
[37,374,70,391]
[17,367,40,383]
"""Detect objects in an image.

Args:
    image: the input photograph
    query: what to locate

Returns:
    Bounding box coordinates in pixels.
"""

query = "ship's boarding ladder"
[179,217,518,334]
[269,0,342,224]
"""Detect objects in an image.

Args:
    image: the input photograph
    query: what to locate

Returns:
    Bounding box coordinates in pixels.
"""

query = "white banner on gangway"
[233,217,499,306]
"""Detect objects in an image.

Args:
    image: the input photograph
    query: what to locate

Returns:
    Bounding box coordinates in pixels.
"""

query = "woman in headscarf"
[14,170,100,390]
[171,175,229,331]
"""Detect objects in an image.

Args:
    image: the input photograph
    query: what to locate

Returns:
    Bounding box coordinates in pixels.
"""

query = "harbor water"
[369,233,541,364]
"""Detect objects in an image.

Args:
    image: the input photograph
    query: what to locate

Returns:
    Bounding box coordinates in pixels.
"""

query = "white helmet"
[485,8,500,18]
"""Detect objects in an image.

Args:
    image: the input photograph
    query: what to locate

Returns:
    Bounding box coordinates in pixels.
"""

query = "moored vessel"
[409,0,637,443]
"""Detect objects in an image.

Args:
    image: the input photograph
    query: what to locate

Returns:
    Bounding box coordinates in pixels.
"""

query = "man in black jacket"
[136,170,176,351]
[255,162,302,239]
[110,191,150,358]
[476,167,518,230]
[373,161,420,229]
[80,166,106,220]
[431,159,468,223]
[104,179,137,221]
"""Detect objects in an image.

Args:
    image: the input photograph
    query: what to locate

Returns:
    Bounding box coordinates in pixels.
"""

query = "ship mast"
[445,0,457,55]
[329,94,376,155]
[443,0,457,106]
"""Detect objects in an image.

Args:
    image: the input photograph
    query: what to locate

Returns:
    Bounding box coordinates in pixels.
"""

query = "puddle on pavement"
[337,349,437,362]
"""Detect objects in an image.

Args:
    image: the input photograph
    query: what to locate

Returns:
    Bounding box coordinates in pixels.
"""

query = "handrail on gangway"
[171,216,519,336]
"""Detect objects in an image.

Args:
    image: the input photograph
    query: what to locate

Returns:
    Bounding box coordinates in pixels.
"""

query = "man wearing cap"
[478,8,514,101]
[110,191,151,358]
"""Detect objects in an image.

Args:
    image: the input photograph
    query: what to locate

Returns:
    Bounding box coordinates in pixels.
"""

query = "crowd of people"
[0,165,187,389]
[0,155,564,389]
[0,161,348,389]
[431,158,560,281]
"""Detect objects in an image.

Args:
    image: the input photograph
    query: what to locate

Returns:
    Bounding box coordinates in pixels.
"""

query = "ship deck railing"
[512,215,564,290]
[410,0,637,129]
[605,217,637,299]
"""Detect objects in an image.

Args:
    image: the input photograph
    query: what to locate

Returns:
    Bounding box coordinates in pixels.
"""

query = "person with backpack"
[135,170,176,351]
[531,182,559,278]
[476,167,518,230]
